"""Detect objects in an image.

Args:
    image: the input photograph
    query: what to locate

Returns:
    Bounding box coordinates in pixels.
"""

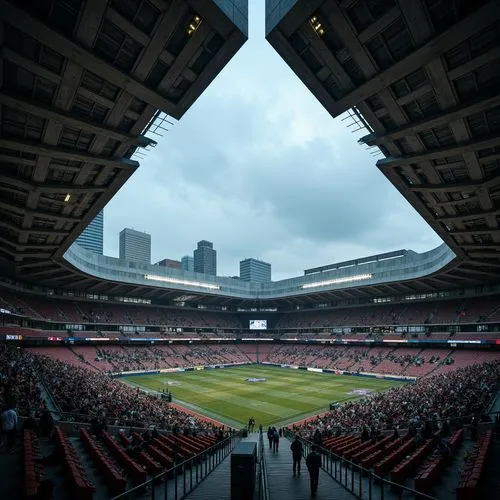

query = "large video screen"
[249,320,267,330]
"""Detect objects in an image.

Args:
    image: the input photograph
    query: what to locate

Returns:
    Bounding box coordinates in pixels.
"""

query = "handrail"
[257,429,269,500]
[286,430,441,500]
[109,431,242,500]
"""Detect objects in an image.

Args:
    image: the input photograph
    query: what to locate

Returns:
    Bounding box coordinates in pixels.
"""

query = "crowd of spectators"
[89,344,249,372]
[291,360,500,437]
[2,290,500,332]
[31,353,217,433]
[0,291,241,328]
[0,345,46,418]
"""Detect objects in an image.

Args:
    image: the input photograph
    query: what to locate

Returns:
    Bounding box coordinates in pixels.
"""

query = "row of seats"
[101,431,147,485]
[2,288,500,328]
[54,427,95,500]
[414,429,464,494]
[373,438,415,477]
[390,439,434,483]
[23,429,44,499]
[456,430,493,500]
[80,428,127,496]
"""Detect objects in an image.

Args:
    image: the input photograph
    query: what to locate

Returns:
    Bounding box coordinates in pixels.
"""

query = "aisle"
[264,436,356,500]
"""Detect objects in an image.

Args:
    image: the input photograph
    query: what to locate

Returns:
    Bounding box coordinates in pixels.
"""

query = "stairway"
[264,435,356,500]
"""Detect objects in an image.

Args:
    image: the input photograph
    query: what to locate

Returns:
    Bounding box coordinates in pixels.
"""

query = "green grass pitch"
[122,365,404,427]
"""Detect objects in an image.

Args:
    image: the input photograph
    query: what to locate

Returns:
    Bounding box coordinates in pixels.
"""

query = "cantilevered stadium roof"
[266,0,500,290]
[2,0,500,306]
[0,0,247,279]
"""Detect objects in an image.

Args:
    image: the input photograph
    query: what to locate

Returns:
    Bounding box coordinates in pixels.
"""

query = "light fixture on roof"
[64,194,71,202]
[302,273,372,289]
[309,14,325,36]
[144,274,220,290]
[187,15,202,35]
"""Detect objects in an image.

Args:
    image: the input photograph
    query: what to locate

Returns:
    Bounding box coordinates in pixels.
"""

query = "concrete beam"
[448,46,500,81]
[174,28,246,118]
[0,0,177,114]
[0,138,139,168]
[0,173,107,194]
[362,94,500,145]
[105,8,150,47]
[0,201,80,223]
[0,93,152,147]
[134,0,189,80]
[436,208,500,223]
[298,25,353,91]
[432,195,478,208]
[358,7,400,44]
[377,135,500,167]
[0,235,58,250]
[328,2,500,116]
[158,21,212,93]
[0,220,69,235]
[279,0,325,38]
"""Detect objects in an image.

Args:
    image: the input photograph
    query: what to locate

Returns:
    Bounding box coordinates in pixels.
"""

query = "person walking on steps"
[272,428,280,452]
[306,445,322,497]
[267,427,273,449]
[290,435,303,476]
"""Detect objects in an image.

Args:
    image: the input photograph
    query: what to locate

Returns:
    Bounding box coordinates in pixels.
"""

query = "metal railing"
[110,432,242,500]
[257,429,269,500]
[285,431,439,500]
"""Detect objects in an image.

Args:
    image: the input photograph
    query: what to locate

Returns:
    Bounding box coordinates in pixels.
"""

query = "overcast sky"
[103,0,441,280]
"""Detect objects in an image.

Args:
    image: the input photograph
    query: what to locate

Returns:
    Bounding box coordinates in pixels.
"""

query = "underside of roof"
[0,0,247,279]
[266,0,500,292]
[3,0,500,306]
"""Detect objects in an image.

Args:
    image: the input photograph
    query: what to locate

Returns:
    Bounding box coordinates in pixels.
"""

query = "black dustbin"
[230,441,256,500]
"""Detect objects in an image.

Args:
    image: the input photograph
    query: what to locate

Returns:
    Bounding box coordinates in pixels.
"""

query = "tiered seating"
[101,431,147,484]
[456,430,493,500]
[373,438,415,476]
[0,289,242,328]
[23,429,44,499]
[80,428,127,495]
[54,427,95,500]
[347,435,392,462]
[360,436,409,469]
[414,429,464,494]
[390,439,435,483]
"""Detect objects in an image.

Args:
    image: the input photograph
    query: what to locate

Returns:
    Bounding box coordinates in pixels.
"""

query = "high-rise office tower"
[193,240,217,275]
[119,228,151,264]
[240,258,271,282]
[76,211,104,254]
[181,255,194,272]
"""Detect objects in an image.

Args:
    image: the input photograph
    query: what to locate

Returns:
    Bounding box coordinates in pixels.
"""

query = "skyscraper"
[240,258,271,282]
[76,211,104,254]
[119,228,151,264]
[181,255,194,272]
[193,240,217,275]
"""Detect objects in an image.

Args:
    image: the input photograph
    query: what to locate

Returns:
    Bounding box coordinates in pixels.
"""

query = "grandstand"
[1,1,500,500]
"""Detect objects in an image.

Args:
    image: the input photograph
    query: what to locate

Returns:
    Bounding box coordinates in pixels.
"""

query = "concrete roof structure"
[0,0,247,284]
[2,0,500,308]
[265,0,500,292]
